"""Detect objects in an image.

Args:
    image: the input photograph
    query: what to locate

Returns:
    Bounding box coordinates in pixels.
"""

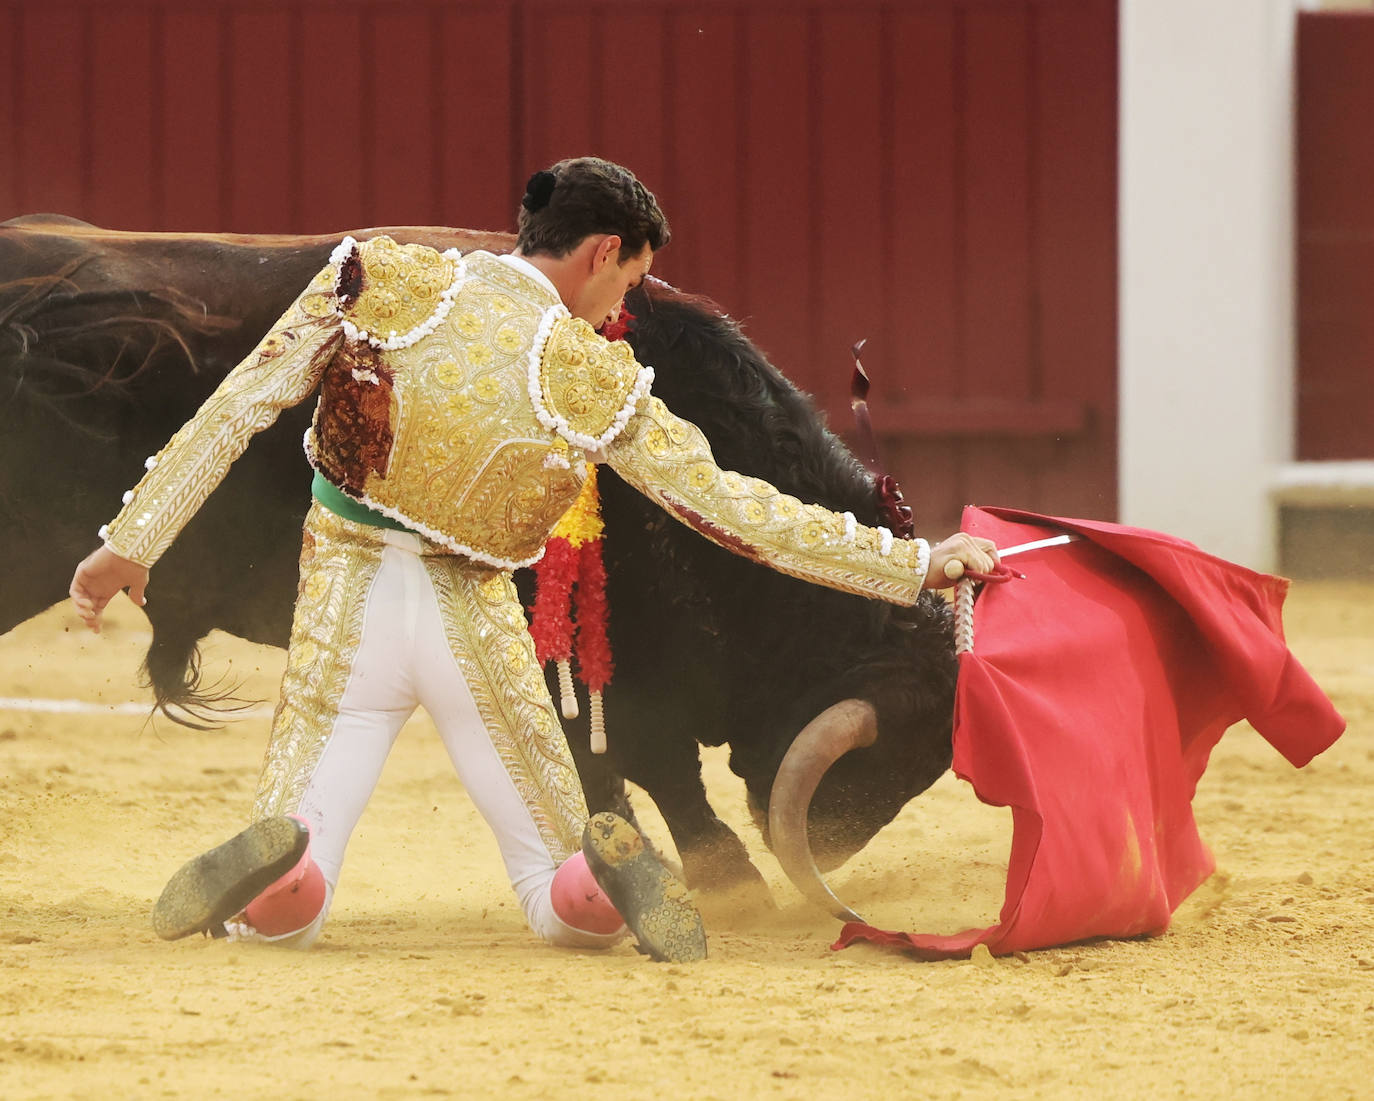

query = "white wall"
[1119,0,1297,570]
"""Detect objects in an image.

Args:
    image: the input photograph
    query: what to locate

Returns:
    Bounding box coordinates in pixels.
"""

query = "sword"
[997,532,1079,559]
[943,532,1080,581]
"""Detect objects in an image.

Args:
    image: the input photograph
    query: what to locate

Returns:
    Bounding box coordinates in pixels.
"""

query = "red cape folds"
[834,507,1346,960]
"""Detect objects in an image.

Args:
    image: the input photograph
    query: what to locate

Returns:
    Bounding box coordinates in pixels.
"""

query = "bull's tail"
[141,630,266,730]
[0,262,236,435]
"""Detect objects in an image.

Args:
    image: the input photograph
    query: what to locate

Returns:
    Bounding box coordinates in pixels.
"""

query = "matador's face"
[573,239,653,332]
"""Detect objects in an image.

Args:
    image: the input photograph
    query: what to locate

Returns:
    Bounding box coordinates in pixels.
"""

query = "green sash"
[311,471,414,533]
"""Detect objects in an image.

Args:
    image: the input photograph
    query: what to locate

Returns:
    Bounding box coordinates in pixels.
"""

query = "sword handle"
[954,577,976,654]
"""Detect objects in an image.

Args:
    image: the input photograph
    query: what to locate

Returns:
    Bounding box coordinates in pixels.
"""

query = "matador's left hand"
[70,545,149,634]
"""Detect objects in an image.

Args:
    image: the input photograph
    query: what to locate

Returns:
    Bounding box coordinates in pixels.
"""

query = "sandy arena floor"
[1,581,1370,1099]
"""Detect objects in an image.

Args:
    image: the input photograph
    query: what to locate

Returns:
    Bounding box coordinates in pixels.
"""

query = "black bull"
[0,216,957,912]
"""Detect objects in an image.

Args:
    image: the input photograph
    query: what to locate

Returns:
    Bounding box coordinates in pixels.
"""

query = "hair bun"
[522,170,557,212]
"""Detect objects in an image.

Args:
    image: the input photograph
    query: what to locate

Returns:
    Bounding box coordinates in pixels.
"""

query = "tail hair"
[1,261,237,435]
[141,635,266,731]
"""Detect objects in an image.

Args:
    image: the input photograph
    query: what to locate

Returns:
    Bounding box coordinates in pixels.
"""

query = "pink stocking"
[550,851,624,935]
[243,815,327,937]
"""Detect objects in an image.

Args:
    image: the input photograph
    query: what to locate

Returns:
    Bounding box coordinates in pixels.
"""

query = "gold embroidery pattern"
[252,505,383,818]
[423,559,587,861]
[539,316,644,441]
[313,254,587,566]
[342,236,459,342]
[104,265,342,567]
[607,396,928,604]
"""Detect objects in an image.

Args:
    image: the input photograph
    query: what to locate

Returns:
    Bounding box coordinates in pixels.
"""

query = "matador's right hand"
[923,533,999,590]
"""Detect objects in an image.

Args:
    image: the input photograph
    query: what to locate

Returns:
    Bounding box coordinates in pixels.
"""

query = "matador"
[69,157,997,962]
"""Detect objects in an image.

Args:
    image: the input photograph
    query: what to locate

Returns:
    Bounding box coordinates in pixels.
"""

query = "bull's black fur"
[554,284,957,890]
[0,220,956,897]
[1,227,313,723]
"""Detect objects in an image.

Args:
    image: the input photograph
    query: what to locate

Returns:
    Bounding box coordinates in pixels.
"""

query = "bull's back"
[0,219,515,639]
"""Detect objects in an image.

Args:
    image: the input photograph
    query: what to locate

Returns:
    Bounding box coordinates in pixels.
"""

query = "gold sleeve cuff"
[102,265,344,567]
[604,395,928,605]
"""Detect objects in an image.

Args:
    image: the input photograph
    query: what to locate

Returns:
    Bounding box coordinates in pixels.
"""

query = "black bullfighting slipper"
[581,812,707,963]
[151,816,310,941]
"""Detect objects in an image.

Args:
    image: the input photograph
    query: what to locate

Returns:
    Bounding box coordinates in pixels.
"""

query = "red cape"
[834,507,1346,960]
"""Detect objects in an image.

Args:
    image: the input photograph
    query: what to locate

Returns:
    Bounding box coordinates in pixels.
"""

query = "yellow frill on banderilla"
[550,462,605,548]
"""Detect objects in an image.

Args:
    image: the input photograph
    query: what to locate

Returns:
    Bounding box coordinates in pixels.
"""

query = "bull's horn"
[768,698,878,923]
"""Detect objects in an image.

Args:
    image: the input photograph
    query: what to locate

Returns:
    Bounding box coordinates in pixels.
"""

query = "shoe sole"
[151,817,310,941]
[582,812,707,963]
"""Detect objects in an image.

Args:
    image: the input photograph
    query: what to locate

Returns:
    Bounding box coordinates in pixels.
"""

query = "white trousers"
[257,526,618,951]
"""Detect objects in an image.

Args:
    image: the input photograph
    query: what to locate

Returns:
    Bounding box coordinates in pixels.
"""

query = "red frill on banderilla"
[528,307,633,752]
[528,465,613,751]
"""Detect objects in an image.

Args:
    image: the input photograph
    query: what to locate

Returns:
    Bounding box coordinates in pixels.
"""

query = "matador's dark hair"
[516,156,670,262]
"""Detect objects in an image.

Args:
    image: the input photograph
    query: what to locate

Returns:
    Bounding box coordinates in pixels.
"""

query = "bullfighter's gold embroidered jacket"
[102,236,930,602]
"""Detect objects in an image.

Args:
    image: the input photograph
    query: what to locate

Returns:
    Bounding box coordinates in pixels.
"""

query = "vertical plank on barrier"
[520,9,597,171]
[224,6,293,231]
[370,6,440,226]
[596,6,671,230]
[888,4,963,533]
[0,5,19,216]
[87,6,156,229]
[1036,0,1119,518]
[961,3,1032,400]
[297,6,364,234]
[960,3,1036,516]
[161,6,225,230]
[15,6,85,216]
[738,10,812,398]
[660,6,742,312]
[812,6,887,419]
[1297,13,1374,461]
[438,4,518,233]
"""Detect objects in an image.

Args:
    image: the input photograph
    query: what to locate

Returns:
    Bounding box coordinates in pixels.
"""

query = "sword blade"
[996,533,1079,559]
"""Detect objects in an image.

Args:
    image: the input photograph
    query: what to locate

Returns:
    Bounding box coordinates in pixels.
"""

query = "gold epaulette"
[534,315,654,451]
[332,234,465,351]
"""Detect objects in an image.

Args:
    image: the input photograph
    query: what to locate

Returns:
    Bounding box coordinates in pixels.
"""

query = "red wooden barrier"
[1297,12,1374,462]
[1,0,1120,534]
